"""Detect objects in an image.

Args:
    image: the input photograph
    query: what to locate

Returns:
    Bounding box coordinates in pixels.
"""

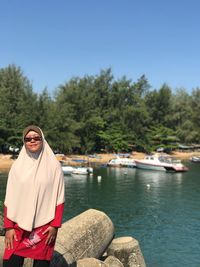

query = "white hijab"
[4,127,65,231]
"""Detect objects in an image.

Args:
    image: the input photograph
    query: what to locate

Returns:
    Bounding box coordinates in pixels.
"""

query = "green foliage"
[145,84,172,126]
[0,65,38,152]
[0,64,200,154]
[146,126,179,152]
[97,123,130,153]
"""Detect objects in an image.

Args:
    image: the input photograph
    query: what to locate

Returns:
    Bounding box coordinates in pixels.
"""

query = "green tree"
[145,84,172,126]
[0,65,38,151]
[97,123,129,152]
[147,126,178,152]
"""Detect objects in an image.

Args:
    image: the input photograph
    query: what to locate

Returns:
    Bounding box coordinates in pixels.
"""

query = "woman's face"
[24,130,43,153]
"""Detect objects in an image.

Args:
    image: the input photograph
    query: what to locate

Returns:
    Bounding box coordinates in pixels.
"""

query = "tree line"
[0,64,199,155]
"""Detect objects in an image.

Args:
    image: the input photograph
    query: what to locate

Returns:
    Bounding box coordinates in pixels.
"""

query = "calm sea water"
[0,161,200,267]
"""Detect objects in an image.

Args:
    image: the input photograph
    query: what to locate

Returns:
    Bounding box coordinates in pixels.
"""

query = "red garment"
[3,203,64,260]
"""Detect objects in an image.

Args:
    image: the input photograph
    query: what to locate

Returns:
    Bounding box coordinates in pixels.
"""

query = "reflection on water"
[1,163,200,267]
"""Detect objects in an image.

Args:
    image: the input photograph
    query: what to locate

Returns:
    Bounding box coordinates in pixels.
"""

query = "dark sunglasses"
[24,136,42,143]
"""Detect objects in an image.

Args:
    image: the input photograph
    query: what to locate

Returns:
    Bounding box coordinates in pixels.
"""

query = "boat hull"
[62,166,74,175]
[135,162,166,171]
[190,156,200,163]
[164,166,188,172]
[135,155,188,172]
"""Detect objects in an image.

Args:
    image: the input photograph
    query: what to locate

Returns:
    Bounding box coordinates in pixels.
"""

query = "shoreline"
[0,151,199,172]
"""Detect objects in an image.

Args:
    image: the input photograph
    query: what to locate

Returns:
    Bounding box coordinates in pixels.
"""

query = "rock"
[106,236,146,267]
[77,257,108,267]
[51,209,114,266]
[104,255,124,266]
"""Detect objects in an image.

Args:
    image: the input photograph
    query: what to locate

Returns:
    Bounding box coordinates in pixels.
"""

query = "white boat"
[62,166,74,175]
[107,157,136,168]
[62,165,93,175]
[72,167,93,175]
[190,155,200,162]
[134,154,188,172]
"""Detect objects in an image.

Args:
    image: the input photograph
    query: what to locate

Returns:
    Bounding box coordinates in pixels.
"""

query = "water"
[1,162,200,267]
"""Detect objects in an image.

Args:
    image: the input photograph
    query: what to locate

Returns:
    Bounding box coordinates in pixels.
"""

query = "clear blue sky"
[1,0,200,94]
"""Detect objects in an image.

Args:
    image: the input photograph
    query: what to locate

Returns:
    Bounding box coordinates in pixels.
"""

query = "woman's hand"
[43,226,58,245]
[4,228,18,249]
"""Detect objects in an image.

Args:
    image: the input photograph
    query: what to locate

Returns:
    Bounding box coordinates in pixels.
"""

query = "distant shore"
[0,151,199,172]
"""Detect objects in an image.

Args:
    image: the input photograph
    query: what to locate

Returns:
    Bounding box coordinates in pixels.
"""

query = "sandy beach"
[0,151,200,172]
[0,154,15,172]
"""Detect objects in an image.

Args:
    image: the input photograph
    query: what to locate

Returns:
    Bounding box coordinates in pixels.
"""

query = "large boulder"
[107,236,146,267]
[104,255,124,266]
[77,257,108,267]
[51,209,114,266]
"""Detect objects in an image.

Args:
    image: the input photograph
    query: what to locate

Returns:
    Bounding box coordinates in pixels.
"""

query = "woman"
[3,125,65,267]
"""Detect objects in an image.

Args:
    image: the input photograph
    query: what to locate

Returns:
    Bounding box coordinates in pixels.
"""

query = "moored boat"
[134,154,188,172]
[62,165,74,175]
[62,165,93,175]
[107,157,136,168]
[190,155,200,162]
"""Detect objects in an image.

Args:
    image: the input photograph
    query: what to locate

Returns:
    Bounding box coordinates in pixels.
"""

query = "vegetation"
[0,64,200,154]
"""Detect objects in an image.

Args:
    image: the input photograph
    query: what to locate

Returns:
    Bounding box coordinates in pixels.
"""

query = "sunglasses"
[24,136,42,143]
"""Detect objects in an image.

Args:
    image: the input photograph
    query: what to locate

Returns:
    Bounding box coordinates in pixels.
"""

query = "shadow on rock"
[50,251,77,267]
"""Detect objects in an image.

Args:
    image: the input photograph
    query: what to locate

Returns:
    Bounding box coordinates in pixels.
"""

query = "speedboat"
[107,157,136,168]
[134,154,188,172]
[190,155,200,162]
[62,165,74,175]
